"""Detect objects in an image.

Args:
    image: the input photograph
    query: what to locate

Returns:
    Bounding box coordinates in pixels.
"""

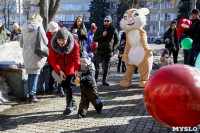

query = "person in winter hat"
[20,13,48,103]
[117,31,126,73]
[71,16,88,55]
[160,49,173,67]
[76,52,103,118]
[48,21,59,33]
[49,27,80,115]
[10,22,20,41]
[0,20,10,44]
[46,21,65,96]
[93,15,119,86]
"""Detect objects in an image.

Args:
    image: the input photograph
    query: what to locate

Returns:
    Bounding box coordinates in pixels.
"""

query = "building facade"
[0,0,181,38]
[54,0,120,27]
[144,0,180,38]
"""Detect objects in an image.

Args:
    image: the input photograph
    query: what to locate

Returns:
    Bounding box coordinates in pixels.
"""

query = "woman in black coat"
[163,21,179,64]
[71,16,88,55]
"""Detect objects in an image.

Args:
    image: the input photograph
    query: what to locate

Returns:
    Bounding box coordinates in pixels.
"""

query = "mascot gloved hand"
[120,54,128,62]
[119,8,153,88]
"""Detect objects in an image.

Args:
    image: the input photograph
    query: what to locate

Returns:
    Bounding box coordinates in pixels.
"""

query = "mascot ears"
[138,8,149,15]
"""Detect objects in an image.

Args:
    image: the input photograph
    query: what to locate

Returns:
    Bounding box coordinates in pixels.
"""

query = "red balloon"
[144,64,200,127]
[90,41,98,51]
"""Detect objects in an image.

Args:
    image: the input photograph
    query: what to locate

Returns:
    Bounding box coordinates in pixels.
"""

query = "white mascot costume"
[120,8,153,88]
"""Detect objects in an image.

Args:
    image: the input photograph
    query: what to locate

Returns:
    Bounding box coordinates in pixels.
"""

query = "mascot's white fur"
[120,8,153,88]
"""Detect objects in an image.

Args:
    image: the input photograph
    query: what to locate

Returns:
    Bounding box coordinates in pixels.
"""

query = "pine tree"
[196,0,200,9]
[89,0,109,27]
[116,0,129,30]
[177,0,191,20]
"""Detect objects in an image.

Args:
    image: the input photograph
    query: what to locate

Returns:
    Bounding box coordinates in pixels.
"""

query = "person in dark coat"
[93,15,119,86]
[49,27,80,115]
[163,21,179,64]
[71,16,88,55]
[117,32,126,73]
[0,20,10,44]
[10,23,20,41]
[76,52,103,118]
[190,9,200,65]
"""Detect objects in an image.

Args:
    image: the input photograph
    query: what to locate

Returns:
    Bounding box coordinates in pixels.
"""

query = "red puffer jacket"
[46,32,53,64]
[49,32,80,76]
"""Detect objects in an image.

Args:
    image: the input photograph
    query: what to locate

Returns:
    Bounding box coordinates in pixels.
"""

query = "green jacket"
[94,25,119,57]
[0,27,11,45]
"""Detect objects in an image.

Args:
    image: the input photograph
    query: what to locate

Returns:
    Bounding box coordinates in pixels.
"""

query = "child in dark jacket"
[76,52,103,118]
[117,32,126,72]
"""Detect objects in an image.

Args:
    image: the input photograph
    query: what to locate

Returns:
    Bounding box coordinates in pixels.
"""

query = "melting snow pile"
[0,76,13,104]
[0,41,23,68]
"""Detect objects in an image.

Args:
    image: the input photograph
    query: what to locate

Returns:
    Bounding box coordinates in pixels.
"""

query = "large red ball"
[144,64,200,127]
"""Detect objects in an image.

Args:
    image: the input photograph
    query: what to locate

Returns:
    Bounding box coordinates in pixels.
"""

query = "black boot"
[95,102,103,113]
[63,88,77,115]
[95,69,99,83]
[29,93,40,103]
[134,68,138,74]
[117,67,120,73]
[102,69,109,86]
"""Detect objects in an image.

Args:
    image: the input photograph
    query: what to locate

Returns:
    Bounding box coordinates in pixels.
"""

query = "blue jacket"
[85,30,94,52]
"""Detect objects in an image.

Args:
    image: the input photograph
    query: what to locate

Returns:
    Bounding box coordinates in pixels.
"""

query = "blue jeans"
[58,84,63,93]
[28,74,39,95]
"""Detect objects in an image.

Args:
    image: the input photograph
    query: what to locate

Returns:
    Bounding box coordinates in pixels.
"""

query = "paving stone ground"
[0,68,199,133]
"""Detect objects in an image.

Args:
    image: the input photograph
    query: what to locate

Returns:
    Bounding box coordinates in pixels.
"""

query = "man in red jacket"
[49,27,80,115]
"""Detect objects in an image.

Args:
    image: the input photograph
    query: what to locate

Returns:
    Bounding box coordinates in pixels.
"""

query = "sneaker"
[29,94,40,103]
[63,108,71,115]
[60,91,65,97]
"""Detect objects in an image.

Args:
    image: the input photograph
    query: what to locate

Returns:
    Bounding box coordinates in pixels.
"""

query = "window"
[153,26,157,33]
[161,26,165,33]
[150,14,158,21]
[54,14,63,22]
[150,26,153,33]
[146,14,151,20]
[65,14,74,21]
[164,13,177,21]
[109,2,117,9]
[144,25,150,33]
[153,2,158,8]
[153,14,158,20]
[60,3,90,11]
[111,14,117,21]
[83,14,90,22]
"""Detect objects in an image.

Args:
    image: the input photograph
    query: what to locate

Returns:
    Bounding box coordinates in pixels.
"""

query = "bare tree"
[7,0,15,30]
[0,1,7,28]
[23,0,37,21]
[121,0,147,8]
[32,0,61,30]
[0,0,15,30]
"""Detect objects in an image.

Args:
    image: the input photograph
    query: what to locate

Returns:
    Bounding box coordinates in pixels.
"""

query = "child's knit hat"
[80,52,91,65]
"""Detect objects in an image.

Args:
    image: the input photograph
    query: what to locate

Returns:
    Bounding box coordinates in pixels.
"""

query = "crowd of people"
[17,13,119,117]
[161,9,200,68]
[0,8,200,118]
